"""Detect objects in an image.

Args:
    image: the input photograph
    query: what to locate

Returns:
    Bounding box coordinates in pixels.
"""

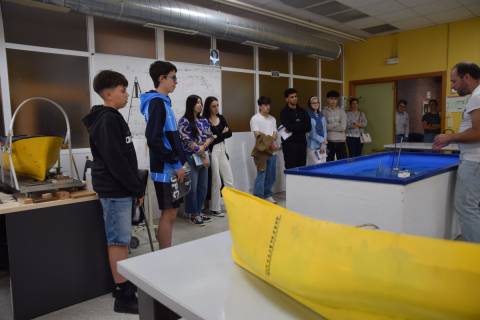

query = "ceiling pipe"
[33,0,343,59]
[211,0,364,42]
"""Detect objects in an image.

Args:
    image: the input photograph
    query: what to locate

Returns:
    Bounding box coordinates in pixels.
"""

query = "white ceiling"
[233,0,480,38]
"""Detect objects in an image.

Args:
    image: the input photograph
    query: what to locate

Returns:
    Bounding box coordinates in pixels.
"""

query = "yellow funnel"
[3,136,64,181]
[223,187,480,320]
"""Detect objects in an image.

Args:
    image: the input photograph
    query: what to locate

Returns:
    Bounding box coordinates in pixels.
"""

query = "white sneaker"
[265,196,277,204]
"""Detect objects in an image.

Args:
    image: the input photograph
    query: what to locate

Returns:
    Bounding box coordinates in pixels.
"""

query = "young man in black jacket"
[280,88,312,169]
[83,70,143,314]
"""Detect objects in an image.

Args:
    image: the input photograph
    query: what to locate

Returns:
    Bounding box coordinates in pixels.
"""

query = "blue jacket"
[307,111,327,150]
[140,91,186,183]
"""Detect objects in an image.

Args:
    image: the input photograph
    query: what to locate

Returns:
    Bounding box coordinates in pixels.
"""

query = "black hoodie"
[82,105,143,198]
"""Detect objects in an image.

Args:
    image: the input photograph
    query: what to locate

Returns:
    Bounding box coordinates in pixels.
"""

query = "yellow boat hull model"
[3,136,63,181]
[222,187,480,320]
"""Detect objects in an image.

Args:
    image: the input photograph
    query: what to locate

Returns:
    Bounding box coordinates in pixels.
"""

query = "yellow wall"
[344,17,480,95]
[447,18,480,72]
[344,17,480,132]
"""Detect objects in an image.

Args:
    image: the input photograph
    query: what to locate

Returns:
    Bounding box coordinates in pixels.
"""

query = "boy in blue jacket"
[140,61,186,249]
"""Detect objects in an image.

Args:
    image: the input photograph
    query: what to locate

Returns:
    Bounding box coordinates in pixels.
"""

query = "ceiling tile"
[346,16,385,28]
[457,0,480,5]
[396,0,437,7]
[362,23,399,34]
[377,8,419,22]
[336,0,384,8]
[328,9,370,22]
[357,0,405,16]
[392,16,433,30]
[308,1,352,16]
[412,0,462,15]
[467,4,480,15]
[427,7,474,23]
[279,0,328,9]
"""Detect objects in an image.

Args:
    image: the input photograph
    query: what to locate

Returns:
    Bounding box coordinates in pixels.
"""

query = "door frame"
[349,71,447,142]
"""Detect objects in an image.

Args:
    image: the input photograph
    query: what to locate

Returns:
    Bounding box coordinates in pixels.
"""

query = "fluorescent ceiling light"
[166,7,211,19]
[242,41,279,50]
[144,23,198,35]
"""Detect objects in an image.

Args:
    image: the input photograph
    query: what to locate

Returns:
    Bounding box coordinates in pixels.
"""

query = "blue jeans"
[253,154,277,199]
[99,197,133,246]
[454,160,480,243]
[185,156,208,216]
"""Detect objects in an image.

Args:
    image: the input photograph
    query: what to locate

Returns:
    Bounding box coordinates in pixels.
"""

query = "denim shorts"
[100,197,133,246]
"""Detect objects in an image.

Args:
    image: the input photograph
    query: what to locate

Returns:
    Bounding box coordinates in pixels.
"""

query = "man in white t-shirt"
[250,96,278,203]
[434,62,480,243]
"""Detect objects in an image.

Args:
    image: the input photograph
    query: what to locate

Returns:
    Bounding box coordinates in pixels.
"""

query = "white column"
[0,3,12,134]
[155,28,165,60]
[288,51,293,88]
[254,46,259,113]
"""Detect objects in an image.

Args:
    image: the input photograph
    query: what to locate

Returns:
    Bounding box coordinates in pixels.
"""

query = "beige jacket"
[251,133,275,171]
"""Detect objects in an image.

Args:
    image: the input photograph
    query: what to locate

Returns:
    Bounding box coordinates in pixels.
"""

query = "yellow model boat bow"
[223,187,480,320]
[2,135,63,181]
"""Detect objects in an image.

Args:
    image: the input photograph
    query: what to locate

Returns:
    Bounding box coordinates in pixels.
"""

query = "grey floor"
[0,193,286,320]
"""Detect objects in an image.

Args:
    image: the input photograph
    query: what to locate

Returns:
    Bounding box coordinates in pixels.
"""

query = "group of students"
[83,59,372,314]
[249,88,369,202]
[395,98,442,143]
[80,57,480,315]
[83,61,237,314]
[278,88,368,168]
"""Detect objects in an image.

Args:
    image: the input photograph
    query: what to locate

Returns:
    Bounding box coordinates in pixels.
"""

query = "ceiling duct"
[32,0,342,59]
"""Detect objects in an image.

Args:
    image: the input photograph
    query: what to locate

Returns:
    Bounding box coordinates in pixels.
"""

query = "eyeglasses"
[163,75,178,82]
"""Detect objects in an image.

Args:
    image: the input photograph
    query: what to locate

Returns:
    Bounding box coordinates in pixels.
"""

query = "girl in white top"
[202,96,234,216]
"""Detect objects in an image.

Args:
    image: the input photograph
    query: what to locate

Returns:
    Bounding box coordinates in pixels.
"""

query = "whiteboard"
[91,54,221,137]
[91,54,221,169]
[169,61,222,121]
[91,54,155,138]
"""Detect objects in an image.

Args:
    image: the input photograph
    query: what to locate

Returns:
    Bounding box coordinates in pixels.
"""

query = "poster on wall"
[446,95,468,133]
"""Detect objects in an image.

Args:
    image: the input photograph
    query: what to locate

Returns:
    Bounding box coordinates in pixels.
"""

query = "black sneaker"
[201,214,213,223]
[114,296,138,314]
[112,281,137,297]
[208,210,225,217]
[190,215,206,226]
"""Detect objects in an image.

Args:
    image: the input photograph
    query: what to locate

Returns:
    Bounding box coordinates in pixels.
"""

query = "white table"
[118,231,324,320]
[383,142,459,152]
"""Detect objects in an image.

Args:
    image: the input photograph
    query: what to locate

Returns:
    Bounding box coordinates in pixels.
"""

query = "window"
[293,79,318,108]
[221,72,255,132]
[217,39,253,69]
[293,54,318,77]
[7,50,90,148]
[259,75,289,122]
[321,58,342,80]
[165,31,211,65]
[258,48,288,73]
[2,1,87,51]
[94,17,156,58]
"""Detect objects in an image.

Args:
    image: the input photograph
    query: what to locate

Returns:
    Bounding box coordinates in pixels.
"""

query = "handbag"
[360,131,372,144]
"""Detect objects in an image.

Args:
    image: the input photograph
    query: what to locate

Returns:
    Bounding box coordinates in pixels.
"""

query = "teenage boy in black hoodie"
[83,70,143,314]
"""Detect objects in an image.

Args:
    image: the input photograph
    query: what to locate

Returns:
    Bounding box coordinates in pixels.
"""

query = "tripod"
[125,78,156,251]
[127,77,142,124]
